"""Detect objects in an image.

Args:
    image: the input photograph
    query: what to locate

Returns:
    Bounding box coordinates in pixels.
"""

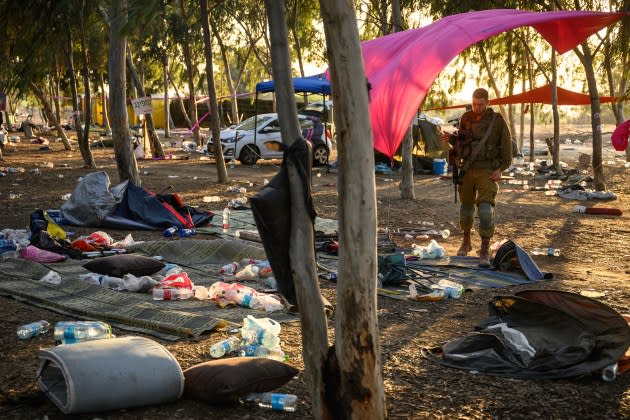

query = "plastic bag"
[20,245,67,263]
[40,270,61,285]
[208,281,258,308]
[159,272,193,289]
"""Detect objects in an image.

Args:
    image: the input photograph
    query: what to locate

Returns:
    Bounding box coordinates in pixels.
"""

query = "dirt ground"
[0,129,629,419]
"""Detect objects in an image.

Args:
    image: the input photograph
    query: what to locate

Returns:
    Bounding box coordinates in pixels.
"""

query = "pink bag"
[611,120,630,151]
[20,245,67,263]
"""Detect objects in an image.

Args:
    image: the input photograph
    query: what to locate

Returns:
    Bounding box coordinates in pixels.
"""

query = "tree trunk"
[100,72,112,134]
[163,55,170,137]
[170,80,194,128]
[264,2,330,419]
[200,0,227,183]
[109,0,140,185]
[400,125,415,199]
[51,69,62,129]
[394,1,413,199]
[30,82,72,151]
[479,44,509,122]
[550,49,562,175]
[576,43,606,191]
[320,0,386,418]
[392,0,402,32]
[64,25,86,159]
[78,0,95,168]
[526,43,535,163]
[519,56,525,151]
[210,18,242,126]
[126,49,165,158]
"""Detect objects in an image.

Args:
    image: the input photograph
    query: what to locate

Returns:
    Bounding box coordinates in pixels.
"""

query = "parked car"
[210,113,333,166]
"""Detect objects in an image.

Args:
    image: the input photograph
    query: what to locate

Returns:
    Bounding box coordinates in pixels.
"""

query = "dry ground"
[0,129,629,419]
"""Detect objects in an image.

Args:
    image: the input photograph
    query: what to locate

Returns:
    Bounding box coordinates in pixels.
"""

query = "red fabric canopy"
[427,85,620,110]
[351,9,627,158]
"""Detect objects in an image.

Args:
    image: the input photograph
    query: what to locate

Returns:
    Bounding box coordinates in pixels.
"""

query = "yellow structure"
[91,96,169,128]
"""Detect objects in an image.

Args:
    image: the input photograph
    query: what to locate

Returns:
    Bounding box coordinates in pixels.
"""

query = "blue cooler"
[432,158,447,175]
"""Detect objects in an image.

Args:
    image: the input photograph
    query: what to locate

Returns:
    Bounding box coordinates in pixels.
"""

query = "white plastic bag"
[40,270,61,285]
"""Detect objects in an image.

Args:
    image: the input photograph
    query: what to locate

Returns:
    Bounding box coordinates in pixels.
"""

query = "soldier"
[449,88,512,267]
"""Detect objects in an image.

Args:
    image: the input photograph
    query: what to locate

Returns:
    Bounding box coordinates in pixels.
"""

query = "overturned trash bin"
[37,336,184,414]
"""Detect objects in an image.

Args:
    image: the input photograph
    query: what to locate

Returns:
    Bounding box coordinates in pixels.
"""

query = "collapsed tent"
[350,9,627,158]
[426,84,620,111]
[426,290,630,379]
[61,171,213,230]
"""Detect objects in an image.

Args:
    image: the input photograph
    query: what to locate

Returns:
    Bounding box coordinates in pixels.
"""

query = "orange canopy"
[427,84,619,110]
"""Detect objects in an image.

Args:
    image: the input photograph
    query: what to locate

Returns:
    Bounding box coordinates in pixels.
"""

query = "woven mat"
[0,239,297,341]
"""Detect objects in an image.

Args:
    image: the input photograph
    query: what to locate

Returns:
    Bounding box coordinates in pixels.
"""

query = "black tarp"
[249,138,316,305]
[60,172,213,230]
[429,290,630,379]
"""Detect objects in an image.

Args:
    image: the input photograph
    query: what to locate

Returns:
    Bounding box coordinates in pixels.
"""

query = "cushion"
[83,254,165,277]
[183,357,299,404]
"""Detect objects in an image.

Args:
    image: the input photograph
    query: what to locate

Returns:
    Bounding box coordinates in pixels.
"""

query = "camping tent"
[253,73,333,148]
[426,84,620,110]
[352,9,627,158]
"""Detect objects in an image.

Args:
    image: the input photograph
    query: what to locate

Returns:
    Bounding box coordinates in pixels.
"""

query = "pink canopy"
[357,9,627,158]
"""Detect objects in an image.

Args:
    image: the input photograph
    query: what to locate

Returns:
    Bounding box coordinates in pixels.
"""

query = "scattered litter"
[580,290,606,298]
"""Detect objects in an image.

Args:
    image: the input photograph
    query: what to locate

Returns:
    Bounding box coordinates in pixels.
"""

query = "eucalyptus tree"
[109,0,140,184]
[209,2,253,125]
[199,0,228,183]
[319,0,386,417]
[0,1,74,152]
[261,3,329,419]
[171,0,203,144]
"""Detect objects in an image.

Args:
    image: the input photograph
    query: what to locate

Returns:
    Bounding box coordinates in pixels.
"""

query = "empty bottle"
[178,228,196,238]
[210,335,241,358]
[152,288,194,301]
[242,392,298,412]
[437,279,465,299]
[17,320,50,339]
[220,262,240,275]
[222,207,230,233]
[54,321,112,344]
[163,226,179,237]
[531,247,560,257]
[0,239,18,255]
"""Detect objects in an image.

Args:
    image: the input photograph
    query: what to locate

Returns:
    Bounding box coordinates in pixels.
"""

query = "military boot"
[457,230,472,256]
[479,236,491,268]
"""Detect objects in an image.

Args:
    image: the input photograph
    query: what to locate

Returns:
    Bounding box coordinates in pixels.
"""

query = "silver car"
[211,113,332,166]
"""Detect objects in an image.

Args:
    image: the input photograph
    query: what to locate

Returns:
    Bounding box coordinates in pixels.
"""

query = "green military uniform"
[456,107,512,238]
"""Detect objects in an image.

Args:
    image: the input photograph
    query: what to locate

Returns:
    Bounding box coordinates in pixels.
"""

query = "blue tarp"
[255,73,331,95]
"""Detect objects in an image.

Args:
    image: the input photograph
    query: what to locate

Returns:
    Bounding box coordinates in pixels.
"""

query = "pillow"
[83,254,165,277]
[183,357,299,404]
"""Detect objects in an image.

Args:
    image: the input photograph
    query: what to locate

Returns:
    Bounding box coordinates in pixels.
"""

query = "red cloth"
[429,85,620,110]
[611,120,630,151]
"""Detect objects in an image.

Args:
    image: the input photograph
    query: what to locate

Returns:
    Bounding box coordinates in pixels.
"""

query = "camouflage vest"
[455,108,503,164]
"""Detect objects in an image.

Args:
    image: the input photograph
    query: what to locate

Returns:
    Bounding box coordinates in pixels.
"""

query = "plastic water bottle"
[0,239,18,255]
[252,346,287,362]
[242,392,298,412]
[222,207,230,233]
[531,247,560,256]
[220,262,240,275]
[152,288,194,300]
[178,228,196,238]
[17,320,50,339]
[54,321,112,344]
[163,226,179,237]
[437,279,465,299]
[209,335,242,358]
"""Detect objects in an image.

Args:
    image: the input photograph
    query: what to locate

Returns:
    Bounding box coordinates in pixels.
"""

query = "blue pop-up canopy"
[255,73,331,95]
